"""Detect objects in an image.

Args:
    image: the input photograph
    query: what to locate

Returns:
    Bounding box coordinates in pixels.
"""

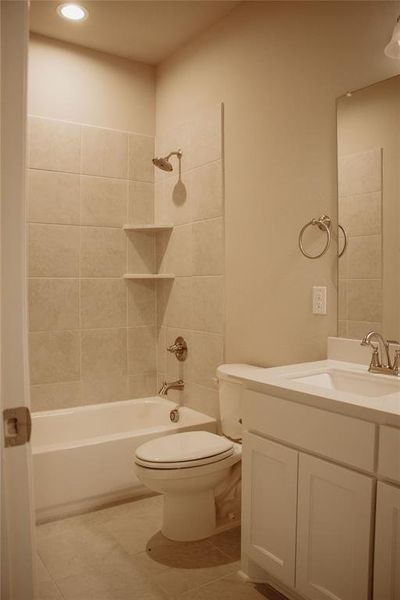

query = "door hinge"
[3,406,32,447]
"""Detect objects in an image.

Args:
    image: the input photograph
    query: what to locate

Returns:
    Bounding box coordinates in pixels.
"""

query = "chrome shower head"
[152,149,182,172]
[152,156,173,171]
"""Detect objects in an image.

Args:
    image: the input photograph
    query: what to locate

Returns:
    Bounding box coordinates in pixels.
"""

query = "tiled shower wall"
[338,148,383,339]
[155,106,225,419]
[28,116,157,410]
[27,107,225,418]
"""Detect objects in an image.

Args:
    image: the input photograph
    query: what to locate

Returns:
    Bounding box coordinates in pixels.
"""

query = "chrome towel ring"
[338,224,348,258]
[299,215,331,259]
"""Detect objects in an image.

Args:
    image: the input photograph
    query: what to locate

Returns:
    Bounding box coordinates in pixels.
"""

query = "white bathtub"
[31,397,216,522]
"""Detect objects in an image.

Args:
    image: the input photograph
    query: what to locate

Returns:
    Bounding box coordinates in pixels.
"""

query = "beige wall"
[156,1,400,367]
[29,33,155,134]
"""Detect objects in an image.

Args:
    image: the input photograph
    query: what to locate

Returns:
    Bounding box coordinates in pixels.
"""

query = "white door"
[241,432,298,587]
[296,454,373,600]
[374,481,400,600]
[1,1,36,599]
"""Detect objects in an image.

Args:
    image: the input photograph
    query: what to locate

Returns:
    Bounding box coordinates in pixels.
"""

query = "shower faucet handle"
[167,336,188,362]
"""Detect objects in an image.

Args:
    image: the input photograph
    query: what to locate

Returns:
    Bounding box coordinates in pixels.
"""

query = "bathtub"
[31,397,216,522]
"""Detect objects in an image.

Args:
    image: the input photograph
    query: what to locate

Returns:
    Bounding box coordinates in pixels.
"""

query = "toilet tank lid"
[217,363,265,382]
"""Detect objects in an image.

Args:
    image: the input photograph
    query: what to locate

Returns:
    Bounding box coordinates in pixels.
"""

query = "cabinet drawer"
[243,389,376,472]
[378,425,400,483]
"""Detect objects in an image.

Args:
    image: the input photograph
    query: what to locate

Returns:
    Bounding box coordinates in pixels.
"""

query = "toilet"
[134,364,250,542]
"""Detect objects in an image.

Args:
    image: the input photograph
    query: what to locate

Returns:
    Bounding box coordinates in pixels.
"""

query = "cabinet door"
[374,482,400,600]
[296,454,373,600]
[242,432,298,587]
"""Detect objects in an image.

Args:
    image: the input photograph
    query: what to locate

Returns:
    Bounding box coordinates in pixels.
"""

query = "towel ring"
[299,215,331,259]
[338,224,348,258]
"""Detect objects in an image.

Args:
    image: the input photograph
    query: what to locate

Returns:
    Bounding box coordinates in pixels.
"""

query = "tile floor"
[36,494,287,600]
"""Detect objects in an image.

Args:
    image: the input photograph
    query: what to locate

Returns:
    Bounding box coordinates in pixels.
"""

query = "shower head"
[152,149,182,172]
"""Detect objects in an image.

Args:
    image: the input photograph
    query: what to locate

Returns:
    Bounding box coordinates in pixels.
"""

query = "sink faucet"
[360,331,400,376]
[158,379,184,397]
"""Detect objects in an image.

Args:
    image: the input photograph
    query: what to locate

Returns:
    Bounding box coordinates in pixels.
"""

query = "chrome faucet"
[158,379,184,397]
[360,331,400,376]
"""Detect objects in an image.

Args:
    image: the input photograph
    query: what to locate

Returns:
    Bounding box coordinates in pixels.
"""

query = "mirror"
[337,75,400,341]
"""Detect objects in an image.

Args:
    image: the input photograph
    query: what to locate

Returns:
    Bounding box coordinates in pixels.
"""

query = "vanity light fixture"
[57,3,88,21]
[384,15,400,58]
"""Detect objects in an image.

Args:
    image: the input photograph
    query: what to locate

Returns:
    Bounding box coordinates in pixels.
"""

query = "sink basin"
[290,369,400,398]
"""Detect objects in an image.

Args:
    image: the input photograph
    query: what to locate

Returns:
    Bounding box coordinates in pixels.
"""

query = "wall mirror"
[337,75,400,341]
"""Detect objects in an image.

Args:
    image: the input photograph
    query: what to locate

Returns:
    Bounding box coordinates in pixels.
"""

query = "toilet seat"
[135,431,234,469]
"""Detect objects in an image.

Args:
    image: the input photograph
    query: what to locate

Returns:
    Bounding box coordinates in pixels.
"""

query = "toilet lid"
[135,431,233,467]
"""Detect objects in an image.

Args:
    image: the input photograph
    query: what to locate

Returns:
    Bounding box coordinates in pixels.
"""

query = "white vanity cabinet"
[373,482,400,600]
[242,389,375,600]
[296,454,373,600]
[241,433,298,587]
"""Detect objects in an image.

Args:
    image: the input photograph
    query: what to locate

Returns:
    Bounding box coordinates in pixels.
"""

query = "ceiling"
[29,0,240,65]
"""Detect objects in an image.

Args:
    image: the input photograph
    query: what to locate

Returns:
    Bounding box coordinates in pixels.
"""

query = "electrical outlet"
[312,286,327,315]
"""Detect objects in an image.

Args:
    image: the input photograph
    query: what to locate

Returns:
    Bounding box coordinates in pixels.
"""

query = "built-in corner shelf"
[123,224,173,232]
[123,273,175,280]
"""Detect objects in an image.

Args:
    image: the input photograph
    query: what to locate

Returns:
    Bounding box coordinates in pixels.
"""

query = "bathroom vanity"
[233,341,400,600]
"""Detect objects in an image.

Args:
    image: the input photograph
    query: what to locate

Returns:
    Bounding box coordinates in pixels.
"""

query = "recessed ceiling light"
[57,3,88,21]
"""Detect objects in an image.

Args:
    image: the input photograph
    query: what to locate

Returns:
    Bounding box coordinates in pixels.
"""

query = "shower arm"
[166,149,182,160]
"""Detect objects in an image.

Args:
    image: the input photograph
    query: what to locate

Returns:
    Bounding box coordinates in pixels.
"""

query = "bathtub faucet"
[158,379,184,397]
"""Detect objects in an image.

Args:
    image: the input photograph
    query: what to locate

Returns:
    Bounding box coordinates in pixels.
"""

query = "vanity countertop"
[218,359,400,427]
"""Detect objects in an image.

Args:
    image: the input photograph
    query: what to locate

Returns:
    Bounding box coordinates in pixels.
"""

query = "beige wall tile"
[187,107,222,171]
[29,278,79,331]
[128,134,155,182]
[182,382,220,420]
[156,121,191,174]
[156,225,192,276]
[28,169,80,225]
[189,161,223,222]
[81,328,127,380]
[29,224,80,277]
[128,373,157,399]
[128,326,156,374]
[80,227,126,277]
[80,176,127,227]
[128,181,154,224]
[347,320,382,340]
[28,116,81,173]
[163,175,192,225]
[192,218,223,275]
[81,126,128,179]
[127,231,155,274]
[338,320,347,338]
[348,234,382,279]
[127,280,156,326]
[339,192,381,237]
[80,279,127,329]
[161,277,193,329]
[80,374,128,404]
[31,381,81,412]
[338,148,381,197]
[191,276,224,333]
[29,331,80,384]
[187,331,224,388]
[338,280,347,322]
[156,326,167,375]
[348,279,382,322]
[154,182,169,224]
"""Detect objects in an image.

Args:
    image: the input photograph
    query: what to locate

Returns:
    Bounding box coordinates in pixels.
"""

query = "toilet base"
[162,490,216,541]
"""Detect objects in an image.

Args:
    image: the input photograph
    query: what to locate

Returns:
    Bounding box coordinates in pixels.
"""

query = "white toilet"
[134,365,246,542]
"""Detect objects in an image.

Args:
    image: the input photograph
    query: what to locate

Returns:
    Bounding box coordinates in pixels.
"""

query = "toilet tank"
[217,364,264,441]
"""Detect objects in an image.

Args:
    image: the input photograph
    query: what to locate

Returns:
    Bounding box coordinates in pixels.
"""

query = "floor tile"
[36,580,64,600]
[209,526,241,560]
[180,573,282,599]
